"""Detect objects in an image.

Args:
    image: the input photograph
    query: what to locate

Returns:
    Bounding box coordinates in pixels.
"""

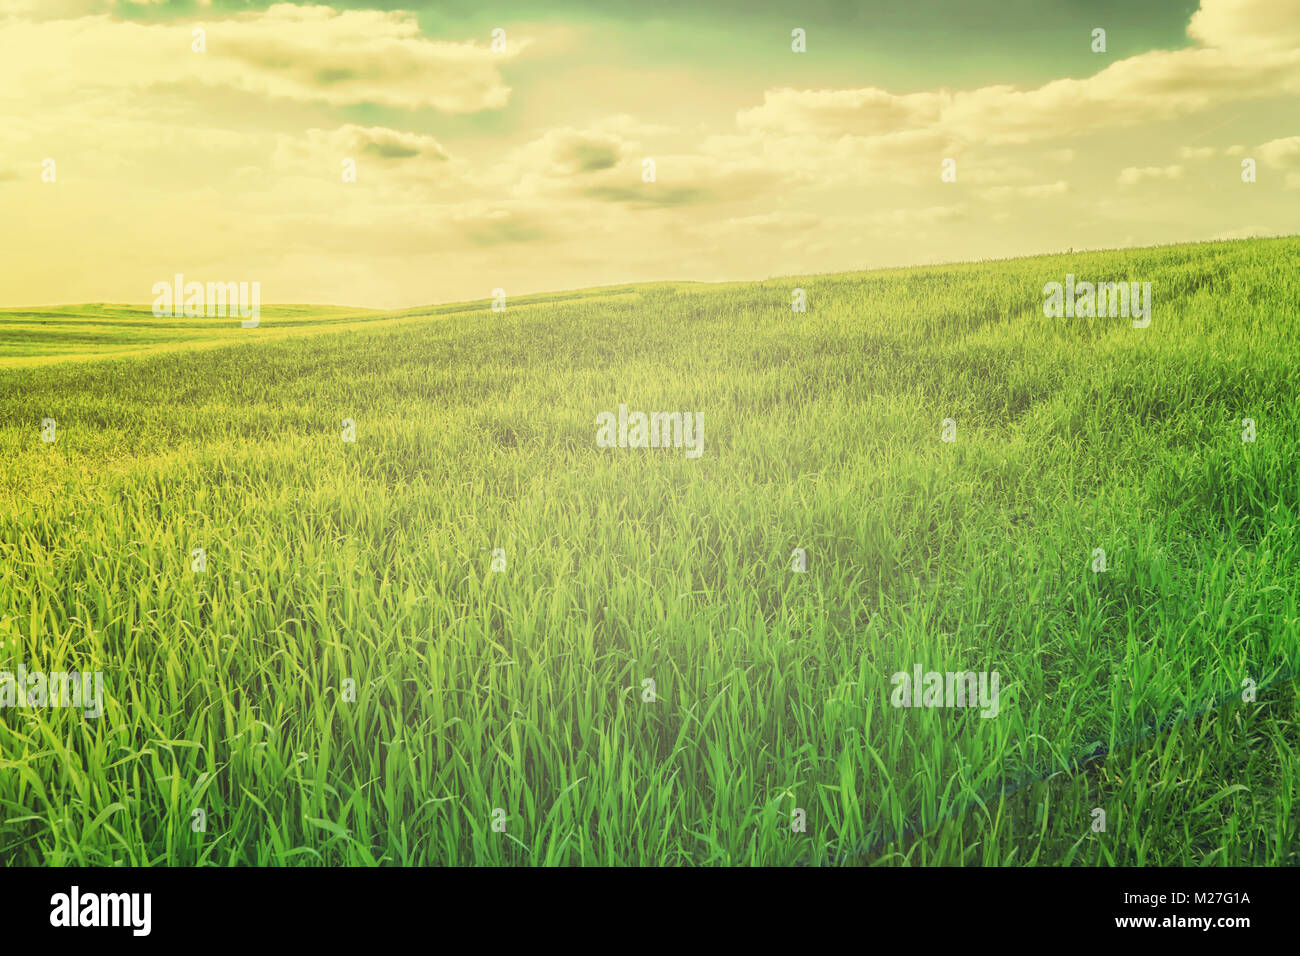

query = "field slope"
[2,237,1299,865]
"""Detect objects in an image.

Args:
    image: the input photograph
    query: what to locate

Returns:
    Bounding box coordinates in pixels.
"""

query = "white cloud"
[1118,165,1185,185]
[1256,135,1300,167]
[0,4,527,111]
[1188,0,1300,51]
[733,0,1300,151]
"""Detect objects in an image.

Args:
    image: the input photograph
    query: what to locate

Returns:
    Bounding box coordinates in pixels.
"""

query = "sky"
[0,0,1297,308]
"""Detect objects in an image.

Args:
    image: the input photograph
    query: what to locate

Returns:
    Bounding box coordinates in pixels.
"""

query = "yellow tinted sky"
[1,0,1298,308]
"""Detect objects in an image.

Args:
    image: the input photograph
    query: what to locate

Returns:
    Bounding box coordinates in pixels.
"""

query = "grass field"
[2,236,1299,865]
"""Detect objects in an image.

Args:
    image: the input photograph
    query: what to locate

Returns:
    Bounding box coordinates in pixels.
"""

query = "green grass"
[2,236,1298,865]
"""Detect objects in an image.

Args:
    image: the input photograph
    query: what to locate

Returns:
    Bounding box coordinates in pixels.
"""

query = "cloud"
[509,128,627,178]
[582,155,791,207]
[277,125,451,167]
[1255,135,1300,167]
[580,183,709,207]
[1188,0,1300,51]
[1118,165,1184,185]
[737,87,944,137]
[0,4,526,111]
[732,0,1300,152]
[489,124,796,207]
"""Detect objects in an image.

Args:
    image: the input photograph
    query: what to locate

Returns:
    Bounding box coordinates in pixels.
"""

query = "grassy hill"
[2,236,1299,865]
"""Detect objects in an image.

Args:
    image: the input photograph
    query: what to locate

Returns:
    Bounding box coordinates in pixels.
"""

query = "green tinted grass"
[1,236,1298,865]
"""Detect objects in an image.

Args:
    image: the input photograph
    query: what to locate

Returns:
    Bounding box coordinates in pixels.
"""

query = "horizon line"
[2,232,1293,314]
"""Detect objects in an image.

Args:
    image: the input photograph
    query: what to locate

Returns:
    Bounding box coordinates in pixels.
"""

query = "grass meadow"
[2,236,1299,865]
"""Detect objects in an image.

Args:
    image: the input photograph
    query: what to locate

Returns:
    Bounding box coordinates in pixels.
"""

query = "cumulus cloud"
[733,0,1300,150]
[1255,135,1300,167]
[508,128,627,179]
[1188,0,1300,51]
[0,4,525,111]
[275,125,452,168]
[490,126,797,207]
